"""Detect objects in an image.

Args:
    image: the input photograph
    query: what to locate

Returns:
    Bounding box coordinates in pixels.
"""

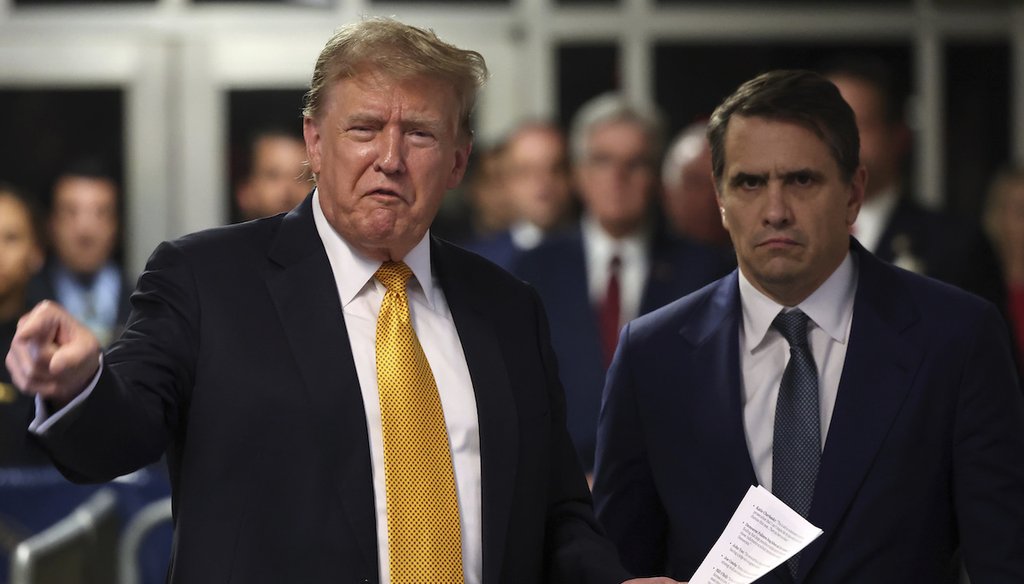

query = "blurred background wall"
[0,0,1018,278]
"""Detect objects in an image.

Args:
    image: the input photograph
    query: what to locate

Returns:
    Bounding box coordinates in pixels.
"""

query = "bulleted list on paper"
[688,485,823,584]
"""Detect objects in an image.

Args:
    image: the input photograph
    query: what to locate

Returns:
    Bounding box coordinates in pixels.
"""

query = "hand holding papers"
[688,486,822,584]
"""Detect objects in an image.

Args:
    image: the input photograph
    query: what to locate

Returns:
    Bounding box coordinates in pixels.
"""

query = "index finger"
[14,301,64,346]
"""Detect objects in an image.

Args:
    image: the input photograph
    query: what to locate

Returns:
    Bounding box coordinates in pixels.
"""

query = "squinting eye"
[408,131,437,145]
[793,174,813,186]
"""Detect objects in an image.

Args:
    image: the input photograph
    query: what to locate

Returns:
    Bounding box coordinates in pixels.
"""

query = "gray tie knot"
[772,310,810,348]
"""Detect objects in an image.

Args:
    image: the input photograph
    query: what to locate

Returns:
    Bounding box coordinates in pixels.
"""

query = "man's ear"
[447,138,473,189]
[303,117,323,177]
[713,173,729,231]
[847,164,868,226]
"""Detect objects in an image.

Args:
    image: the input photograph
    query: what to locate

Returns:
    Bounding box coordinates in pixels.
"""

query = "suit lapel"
[797,246,923,580]
[265,198,378,580]
[679,273,760,493]
[433,239,517,584]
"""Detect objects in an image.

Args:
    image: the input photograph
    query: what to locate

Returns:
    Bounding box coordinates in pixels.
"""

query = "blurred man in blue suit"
[466,121,574,270]
[824,57,1006,313]
[594,70,1024,582]
[513,94,730,477]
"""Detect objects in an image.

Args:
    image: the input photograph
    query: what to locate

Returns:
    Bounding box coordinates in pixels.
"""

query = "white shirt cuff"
[28,354,104,435]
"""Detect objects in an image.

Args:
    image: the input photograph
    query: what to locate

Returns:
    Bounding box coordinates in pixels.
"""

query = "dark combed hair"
[57,156,118,184]
[820,54,905,125]
[707,69,860,185]
[0,181,45,246]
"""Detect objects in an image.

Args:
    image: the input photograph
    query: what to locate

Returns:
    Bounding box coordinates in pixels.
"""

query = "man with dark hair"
[7,17,676,584]
[824,56,1006,310]
[28,159,130,346]
[594,70,1024,582]
[234,127,310,221]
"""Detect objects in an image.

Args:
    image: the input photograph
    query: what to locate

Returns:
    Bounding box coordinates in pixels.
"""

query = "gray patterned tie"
[771,309,820,578]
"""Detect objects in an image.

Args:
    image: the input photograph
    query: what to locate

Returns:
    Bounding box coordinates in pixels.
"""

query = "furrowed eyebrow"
[781,169,825,182]
[400,116,446,134]
[339,113,383,128]
[729,172,767,188]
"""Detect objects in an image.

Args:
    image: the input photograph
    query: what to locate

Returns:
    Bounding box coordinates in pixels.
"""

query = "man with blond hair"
[7,17,677,584]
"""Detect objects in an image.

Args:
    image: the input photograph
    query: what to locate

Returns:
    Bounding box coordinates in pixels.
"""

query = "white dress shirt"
[52,261,123,346]
[851,184,899,253]
[509,220,545,251]
[581,214,651,327]
[737,252,858,490]
[313,191,482,584]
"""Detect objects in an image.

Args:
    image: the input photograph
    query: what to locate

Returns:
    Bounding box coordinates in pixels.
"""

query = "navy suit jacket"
[875,195,1006,314]
[464,230,522,272]
[36,196,629,584]
[593,240,1024,582]
[512,228,732,473]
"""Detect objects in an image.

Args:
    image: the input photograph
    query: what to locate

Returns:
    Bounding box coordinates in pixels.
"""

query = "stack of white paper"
[688,485,823,584]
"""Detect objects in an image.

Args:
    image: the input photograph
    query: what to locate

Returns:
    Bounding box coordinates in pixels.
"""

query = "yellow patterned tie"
[374,261,465,584]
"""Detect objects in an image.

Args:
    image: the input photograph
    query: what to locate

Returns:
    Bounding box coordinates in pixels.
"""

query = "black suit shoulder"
[163,213,286,265]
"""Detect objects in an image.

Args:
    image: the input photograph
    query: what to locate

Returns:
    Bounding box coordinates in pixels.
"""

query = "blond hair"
[303,17,488,140]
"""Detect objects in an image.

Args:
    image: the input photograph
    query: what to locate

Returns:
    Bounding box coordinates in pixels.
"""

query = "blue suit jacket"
[593,240,1024,582]
[512,228,733,473]
[464,230,522,272]
[36,196,630,584]
[875,195,1006,315]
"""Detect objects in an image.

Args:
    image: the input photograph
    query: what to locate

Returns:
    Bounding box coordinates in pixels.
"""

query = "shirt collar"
[860,183,900,215]
[311,188,435,309]
[581,213,650,265]
[510,220,545,250]
[855,183,901,247]
[739,251,858,353]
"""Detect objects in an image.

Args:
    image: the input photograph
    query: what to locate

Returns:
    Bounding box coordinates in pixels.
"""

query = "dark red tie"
[599,255,622,369]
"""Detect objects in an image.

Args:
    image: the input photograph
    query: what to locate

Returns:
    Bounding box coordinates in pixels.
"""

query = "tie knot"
[375,261,413,292]
[772,309,810,347]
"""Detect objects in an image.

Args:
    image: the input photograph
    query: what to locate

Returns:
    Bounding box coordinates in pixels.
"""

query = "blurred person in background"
[28,159,129,347]
[430,142,515,245]
[467,121,575,270]
[824,57,1006,310]
[235,127,311,221]
[513,93,731,476]
[984,167,1024,368]
[0,183,46,466]
[661,121,732,251]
